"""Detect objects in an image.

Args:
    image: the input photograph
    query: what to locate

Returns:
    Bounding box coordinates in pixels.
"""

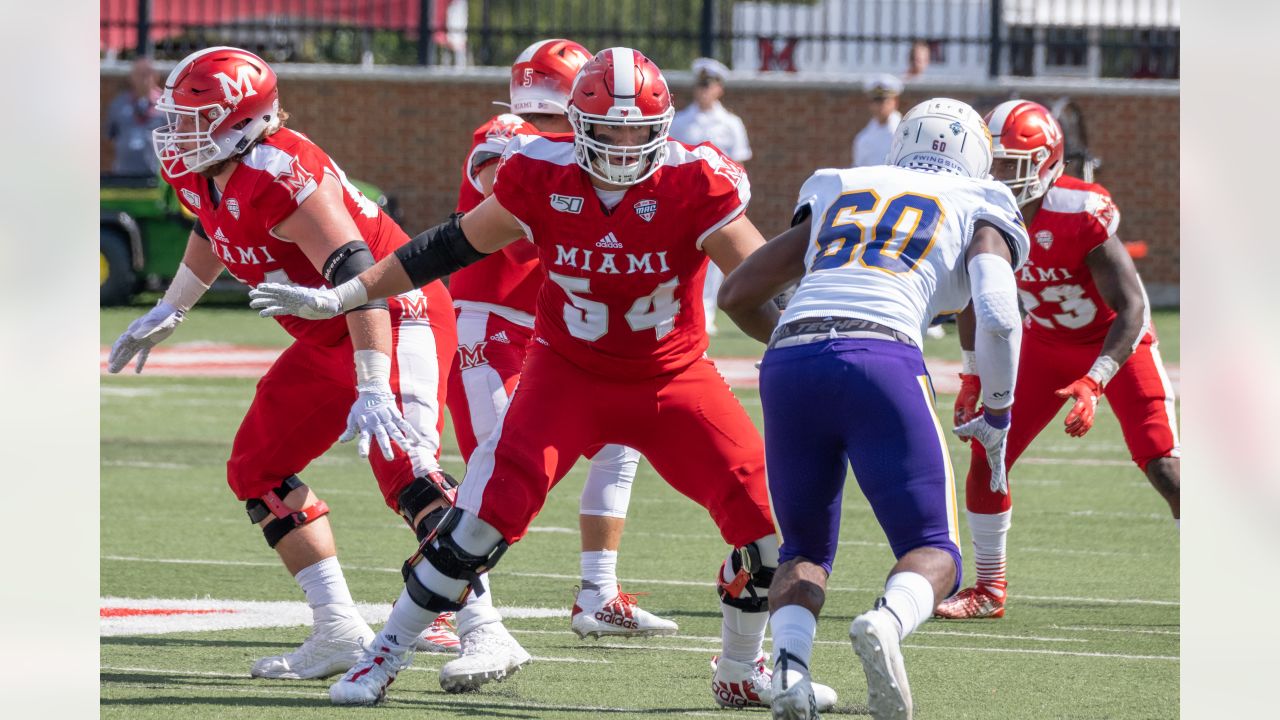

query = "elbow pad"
[395,213,489,288]
[969,253,1022,409]
[322,241,388,312]
[969,254,1021,338]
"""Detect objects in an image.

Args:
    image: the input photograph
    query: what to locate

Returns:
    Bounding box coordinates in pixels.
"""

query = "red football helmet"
[984,100,1065,205]
[152,46,280,177]
[509,38,592,115]
[567,47,674,186]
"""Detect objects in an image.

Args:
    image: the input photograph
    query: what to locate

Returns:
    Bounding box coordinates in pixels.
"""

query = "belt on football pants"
[767,316,918,350]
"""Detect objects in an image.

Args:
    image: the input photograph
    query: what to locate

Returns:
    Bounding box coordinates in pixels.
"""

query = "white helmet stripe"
[515,39,554,64]
[985,100,1022,138]
[610,47,637,106]
[164,45,237,88]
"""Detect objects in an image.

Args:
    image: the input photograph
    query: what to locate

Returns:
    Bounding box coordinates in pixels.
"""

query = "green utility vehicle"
[100,173,399,305]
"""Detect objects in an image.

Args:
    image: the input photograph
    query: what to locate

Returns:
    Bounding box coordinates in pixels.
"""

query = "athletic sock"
[879,571,935,641]
[579,550,619,609]
[378,587,437,651]
[720,603,768,663]
[294,556,358,618]
[968,509,1012,598]
[769,604,817,669]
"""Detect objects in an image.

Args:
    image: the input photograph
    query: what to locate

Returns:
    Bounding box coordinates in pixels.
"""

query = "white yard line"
[1050,624,1180,636]
[102,554,1179,606]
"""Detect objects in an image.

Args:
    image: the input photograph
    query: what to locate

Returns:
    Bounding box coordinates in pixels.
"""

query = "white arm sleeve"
[968,253,1022,410]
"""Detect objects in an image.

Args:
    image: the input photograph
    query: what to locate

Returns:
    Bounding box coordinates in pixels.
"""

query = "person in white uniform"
[850,74,903,168]
[670,57,753,335]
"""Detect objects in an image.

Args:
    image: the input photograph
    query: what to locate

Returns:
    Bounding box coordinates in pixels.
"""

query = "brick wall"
[103,70,1178,288]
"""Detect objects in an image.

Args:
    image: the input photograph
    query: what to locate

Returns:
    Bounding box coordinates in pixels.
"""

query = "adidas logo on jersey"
[489,330,510,343]
[596,232,624,249]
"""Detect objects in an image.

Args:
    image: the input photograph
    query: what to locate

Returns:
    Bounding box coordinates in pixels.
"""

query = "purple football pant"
[759,337,962,587]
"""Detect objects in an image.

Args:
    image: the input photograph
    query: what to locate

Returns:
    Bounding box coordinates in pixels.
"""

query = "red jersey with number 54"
[1016,175,1148,345]
[450,114,545,318]
[163,127,411,346]
[491,135,750,379]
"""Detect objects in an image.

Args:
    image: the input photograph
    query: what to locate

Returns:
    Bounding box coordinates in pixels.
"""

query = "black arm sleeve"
[394,213,490,288]
[322,240,389,312]
[192,221,209,240]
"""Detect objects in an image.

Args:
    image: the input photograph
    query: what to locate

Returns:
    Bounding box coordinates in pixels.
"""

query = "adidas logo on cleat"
[712,680,762,707]
[593,609,639,630]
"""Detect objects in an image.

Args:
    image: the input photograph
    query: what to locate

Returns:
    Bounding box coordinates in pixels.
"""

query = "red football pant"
[446,308,535,462]
[226,285,457,513]
[455,342,776,547]
[966,329,1180,514]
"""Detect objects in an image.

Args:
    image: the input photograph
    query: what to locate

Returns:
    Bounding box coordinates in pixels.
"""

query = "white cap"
[866,73,903,99]
[692,57,730,84]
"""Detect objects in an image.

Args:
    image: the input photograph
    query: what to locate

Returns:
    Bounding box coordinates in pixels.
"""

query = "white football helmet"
[886,97,993,179]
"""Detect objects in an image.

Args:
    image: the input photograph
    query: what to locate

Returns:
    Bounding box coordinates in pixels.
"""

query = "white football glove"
[107,300,185,374]
[249,282,343,320]
[340,387,423,460]
[953,412,1010,495]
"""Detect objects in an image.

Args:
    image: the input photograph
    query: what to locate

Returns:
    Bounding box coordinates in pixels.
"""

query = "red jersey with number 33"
[450,114,545,316]
[491,135,750,379]
[1016,175,1147,345]
[163,127,410,346]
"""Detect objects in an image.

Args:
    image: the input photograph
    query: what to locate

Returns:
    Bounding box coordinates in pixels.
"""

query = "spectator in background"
[850,74,902,168]
[670,57,752,335]
[905,39,932,81]
[105,57,166,176]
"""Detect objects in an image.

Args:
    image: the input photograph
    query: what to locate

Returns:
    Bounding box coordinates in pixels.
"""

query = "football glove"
[340,387,423,460]
[954,410,1011,495]
[107,300,185,374]
[954,373,982,425]
[249,282,343,320]
[1055,376,1103,438]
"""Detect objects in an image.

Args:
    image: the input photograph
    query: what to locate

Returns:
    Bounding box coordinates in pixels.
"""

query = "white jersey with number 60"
[779,165,1031,346]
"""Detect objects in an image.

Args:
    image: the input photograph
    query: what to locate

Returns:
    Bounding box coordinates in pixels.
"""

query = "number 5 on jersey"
[548,272,681,342]
[811,190,945,274]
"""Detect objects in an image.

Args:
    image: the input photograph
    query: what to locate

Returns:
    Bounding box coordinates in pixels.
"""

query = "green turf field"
[101,302,1179,718]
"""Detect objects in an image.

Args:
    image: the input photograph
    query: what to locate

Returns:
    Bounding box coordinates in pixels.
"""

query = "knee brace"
[244,476,330,549]
[397,470,460,542]
[717,538,779,613]
[401,509,509,613]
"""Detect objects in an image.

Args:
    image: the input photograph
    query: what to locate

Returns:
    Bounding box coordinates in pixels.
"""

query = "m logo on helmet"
[213,67,259,104]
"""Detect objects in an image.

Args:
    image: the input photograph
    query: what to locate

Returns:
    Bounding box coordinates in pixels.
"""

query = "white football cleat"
[251,611,374,680]
[415,611,461,653]
[438,616,532,693]
[711,654,837,711]
[851,609,913,720]
[770,650,820,720]
[327,641,413,706]
[571,585,678,639]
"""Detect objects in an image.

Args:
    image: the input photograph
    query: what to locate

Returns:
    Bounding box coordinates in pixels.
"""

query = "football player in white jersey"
[719,98,1030,719]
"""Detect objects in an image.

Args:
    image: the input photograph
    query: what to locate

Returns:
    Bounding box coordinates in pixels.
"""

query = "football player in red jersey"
[935,100,1180,620]
[252,47,838,711]
[106,47,462,677]
[444,39,677,656]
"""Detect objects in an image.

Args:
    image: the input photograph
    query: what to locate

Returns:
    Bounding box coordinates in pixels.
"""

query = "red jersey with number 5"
[163,127,412,346]
[491,135,750,379]
[1016,175,1148,345]
[450,114,545,318]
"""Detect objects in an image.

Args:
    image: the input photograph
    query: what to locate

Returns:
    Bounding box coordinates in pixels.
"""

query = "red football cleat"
[933,586,1006,619]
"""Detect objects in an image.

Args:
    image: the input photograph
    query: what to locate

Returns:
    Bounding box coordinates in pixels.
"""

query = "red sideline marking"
[101,607,236,618]
[102,343,1180,393]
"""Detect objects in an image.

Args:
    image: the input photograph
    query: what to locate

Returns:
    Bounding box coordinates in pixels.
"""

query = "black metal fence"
[101,0,1179,80]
